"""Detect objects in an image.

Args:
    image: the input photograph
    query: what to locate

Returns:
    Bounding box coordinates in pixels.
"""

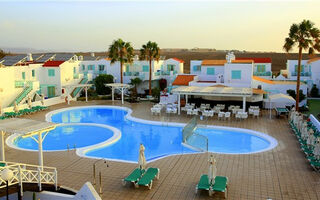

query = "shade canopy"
[171,86,253,97]
[264,93,296,109]
[0,118,56,136]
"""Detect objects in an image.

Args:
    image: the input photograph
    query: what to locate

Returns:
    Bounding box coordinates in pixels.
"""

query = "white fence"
[0,161,57,195]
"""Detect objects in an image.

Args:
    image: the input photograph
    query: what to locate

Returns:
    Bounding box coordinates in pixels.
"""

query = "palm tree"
[108,39,134,83]
[140,41,160,95]
[283,20,320,111]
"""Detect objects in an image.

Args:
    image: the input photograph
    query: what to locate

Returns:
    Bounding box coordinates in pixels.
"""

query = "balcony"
[253,71,272,76]
[291,72,311,77]
[73,73,79,79]
[15,80,25,88]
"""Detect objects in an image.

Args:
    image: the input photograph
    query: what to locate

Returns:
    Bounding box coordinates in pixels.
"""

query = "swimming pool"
[8,106,278,163]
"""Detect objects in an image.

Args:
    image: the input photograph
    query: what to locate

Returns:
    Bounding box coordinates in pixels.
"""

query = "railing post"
[99,171,102,197]
[54,168,58,191]
[18,166,23,197]
[37,167,42,191]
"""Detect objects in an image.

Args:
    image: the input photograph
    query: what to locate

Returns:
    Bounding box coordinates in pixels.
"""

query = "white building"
[189,52,254,88]
[285,57,320,92]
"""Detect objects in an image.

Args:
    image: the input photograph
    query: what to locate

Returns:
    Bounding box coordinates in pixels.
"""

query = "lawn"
[306,99,320,120]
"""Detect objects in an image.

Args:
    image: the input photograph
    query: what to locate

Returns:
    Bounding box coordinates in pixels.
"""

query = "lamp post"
[1,168,13,200]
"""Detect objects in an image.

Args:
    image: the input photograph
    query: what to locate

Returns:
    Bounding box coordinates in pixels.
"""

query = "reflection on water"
[15,125,113,151]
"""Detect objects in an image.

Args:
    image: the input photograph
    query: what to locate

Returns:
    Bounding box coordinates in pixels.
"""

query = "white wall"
[224,63,253,88]
[286,60,310,80]
[0,67,22,109]
[252,79,308,95]
[190,60,202,75]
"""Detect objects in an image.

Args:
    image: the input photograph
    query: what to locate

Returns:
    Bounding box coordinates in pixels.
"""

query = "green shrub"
[287,89,305,102]
[310,84,319,97]
[94,74,114,95]
[152,87,161,102]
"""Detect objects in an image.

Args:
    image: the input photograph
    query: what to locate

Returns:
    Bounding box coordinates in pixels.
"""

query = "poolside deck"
[4,100,320,199]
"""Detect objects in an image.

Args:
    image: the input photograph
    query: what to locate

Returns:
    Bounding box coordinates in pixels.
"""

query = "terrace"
[2,100,320,199]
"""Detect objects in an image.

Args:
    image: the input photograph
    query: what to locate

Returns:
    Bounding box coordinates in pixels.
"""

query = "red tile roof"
[172,58,184,63]
[202,60,226,66]
[172,75,196,86]
[236,57,271,63]
[43,61,65,67]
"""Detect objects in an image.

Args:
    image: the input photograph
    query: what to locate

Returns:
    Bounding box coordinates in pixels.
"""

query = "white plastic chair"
[224,112,231,120]
[235,113,241,121]
[187,109,193,115]
[218,112,224,120]
[193,109,199,115]
[253,110,260,118]
[241,112,248,120]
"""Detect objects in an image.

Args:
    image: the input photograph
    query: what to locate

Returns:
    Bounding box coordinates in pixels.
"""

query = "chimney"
[91,52,95,57]
[226,52,235,63]
[27,53,33,62]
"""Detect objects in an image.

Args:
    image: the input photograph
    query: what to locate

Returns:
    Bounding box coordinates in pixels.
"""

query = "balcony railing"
[291,72,311,77]
[253,71,272,76]
[15,80,25,88]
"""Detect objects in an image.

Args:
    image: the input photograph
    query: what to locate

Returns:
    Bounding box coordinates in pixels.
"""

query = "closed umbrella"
[208,155,217,185]
[313,138,320,160]
[138,144,147,170]
[27,96,32,109]
[14,102,19,113]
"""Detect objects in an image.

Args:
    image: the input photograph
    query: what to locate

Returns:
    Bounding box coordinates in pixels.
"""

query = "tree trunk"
[120,61,123,84]
[296,47,302,111]
[149,59,152,95]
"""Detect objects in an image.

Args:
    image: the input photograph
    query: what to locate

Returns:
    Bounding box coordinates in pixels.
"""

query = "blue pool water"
[15,125,114,151]
[12,107,274,162]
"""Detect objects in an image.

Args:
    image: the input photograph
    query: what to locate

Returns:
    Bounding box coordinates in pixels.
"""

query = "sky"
[0,0,320,52]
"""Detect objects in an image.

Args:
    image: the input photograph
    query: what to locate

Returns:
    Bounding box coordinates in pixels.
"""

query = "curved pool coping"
[6,123,122,154]
[7,105,278,163]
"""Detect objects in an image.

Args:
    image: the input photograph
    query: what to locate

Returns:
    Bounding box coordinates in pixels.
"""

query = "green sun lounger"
[196,175,228,198]
[196,174,211,194]
[135,167,160,189]
[212,176,228,198]
[122,168,145,186]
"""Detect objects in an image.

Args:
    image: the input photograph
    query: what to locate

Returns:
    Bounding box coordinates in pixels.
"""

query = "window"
[125,65,130,72]
[99,65,105,71]
[295,65,305,72]
[82,65,85,71]
[167,64,175,71]
[73,67,76,73]
[193,65,201,72]
[48,69,55,77]
[207,68,215,75]
[22,72,25,80]
[32,70,35,77]
[142,65,149,72]
[257,65,266,72]
[231,70,241,79]
[88,65,95,70]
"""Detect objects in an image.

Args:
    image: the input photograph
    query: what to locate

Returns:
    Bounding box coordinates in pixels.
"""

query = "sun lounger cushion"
[137,168,159,186]
[124,168,145,183]
[197,174,210,190]
[212,176,228,192]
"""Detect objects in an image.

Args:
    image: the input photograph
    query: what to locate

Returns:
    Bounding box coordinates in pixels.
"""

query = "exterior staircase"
[9,82,33,107]
[71,78,88,98]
